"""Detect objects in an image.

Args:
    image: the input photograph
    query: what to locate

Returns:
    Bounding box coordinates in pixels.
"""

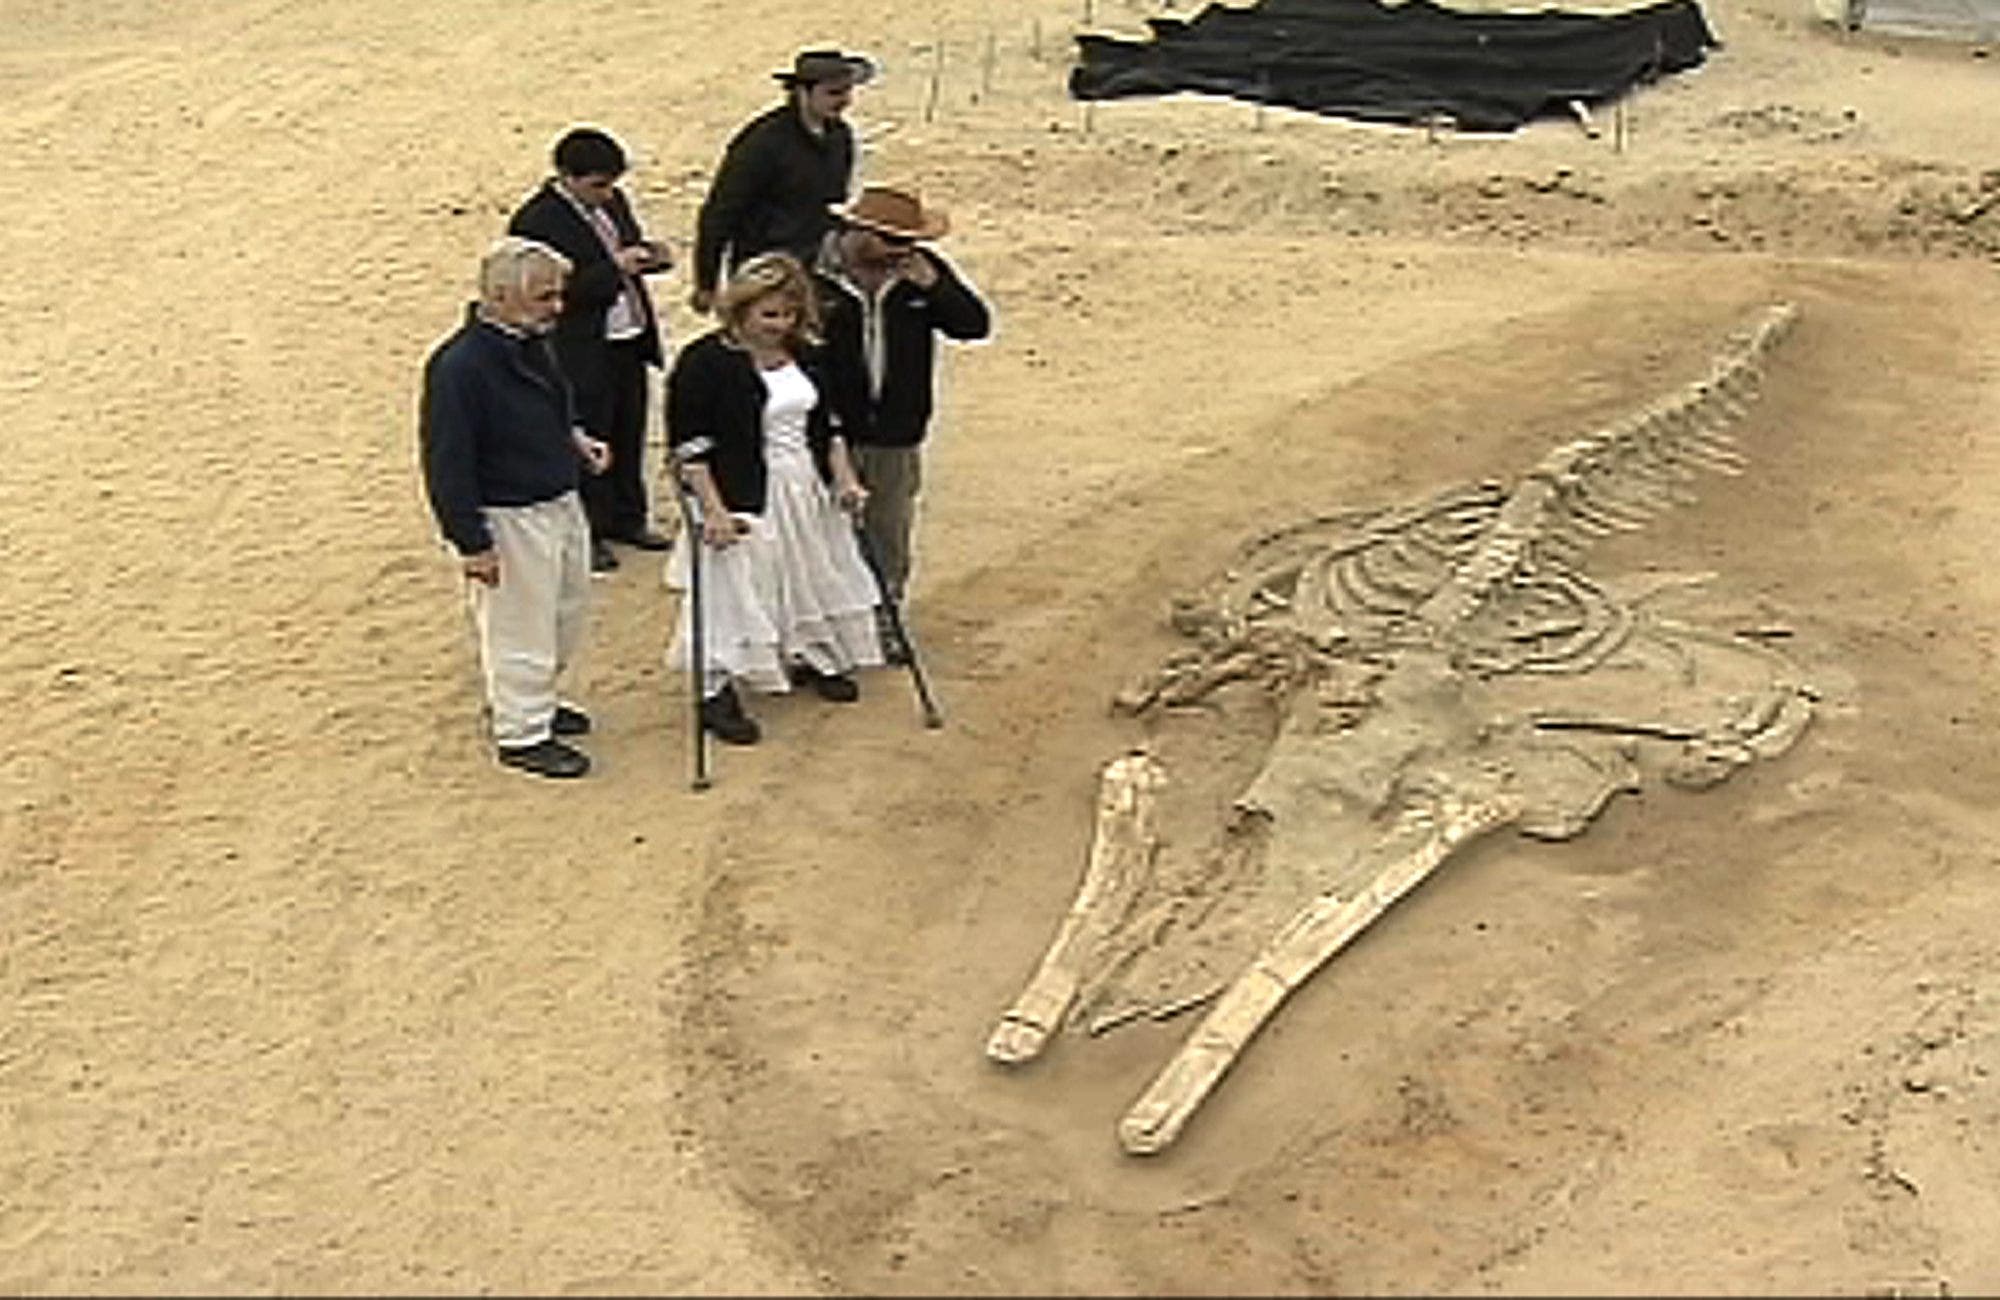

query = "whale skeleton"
[988,304,1815,1155]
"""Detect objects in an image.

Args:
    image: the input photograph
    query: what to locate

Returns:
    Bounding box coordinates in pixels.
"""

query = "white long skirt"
[666,451,884,694]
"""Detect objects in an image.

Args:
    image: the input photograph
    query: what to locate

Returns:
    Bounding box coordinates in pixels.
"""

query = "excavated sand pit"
[4,0,1999,1292]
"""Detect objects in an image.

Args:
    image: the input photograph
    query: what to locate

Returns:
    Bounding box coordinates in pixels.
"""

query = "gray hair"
[478,236,571,304]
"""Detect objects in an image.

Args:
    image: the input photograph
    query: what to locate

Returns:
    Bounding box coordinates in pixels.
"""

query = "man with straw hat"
[813,184,991,662]
[691,48,875,314]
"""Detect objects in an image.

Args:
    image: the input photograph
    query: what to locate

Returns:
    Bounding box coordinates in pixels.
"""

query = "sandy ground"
[4,0,1999,1293]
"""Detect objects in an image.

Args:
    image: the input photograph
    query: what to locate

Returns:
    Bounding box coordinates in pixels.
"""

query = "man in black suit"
[509,126,672,572]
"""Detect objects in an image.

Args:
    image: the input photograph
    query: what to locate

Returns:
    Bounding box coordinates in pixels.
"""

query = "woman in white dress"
[664,252,884,744]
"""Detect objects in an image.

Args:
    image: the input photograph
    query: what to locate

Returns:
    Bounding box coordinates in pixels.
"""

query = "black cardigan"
[507,180,664,428]
[665,331,838,514]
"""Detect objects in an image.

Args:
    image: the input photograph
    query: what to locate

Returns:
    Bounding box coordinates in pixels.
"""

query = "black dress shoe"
[496,738,591,779]
[590,540,620,573]
[619,528,674,552]
[788,660,860,702]
[698,685,761,745]
[552,704,591,737]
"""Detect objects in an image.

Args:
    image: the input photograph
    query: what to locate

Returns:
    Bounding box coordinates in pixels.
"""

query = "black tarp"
[1071,0,1718,133]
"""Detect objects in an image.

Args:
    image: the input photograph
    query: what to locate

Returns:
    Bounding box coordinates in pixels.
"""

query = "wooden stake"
[982,28,997,95]
[1568,98,1601,139]
[924,40,944,123]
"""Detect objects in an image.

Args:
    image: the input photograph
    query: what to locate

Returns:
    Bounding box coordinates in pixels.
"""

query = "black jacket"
[665,331,838,515]
[420,309,583,555]
[814,250,992,449]
[507,180,663,426]
[694,104,855,294]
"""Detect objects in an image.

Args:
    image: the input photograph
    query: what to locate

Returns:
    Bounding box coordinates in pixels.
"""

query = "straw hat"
[831,185,951,241]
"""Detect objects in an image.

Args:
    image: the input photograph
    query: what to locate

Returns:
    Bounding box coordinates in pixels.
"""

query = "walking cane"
[671,465,712,791]
[852,526,945,730]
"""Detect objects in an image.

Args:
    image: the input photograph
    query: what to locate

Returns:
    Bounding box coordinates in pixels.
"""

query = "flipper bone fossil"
[989,304,1815,1154]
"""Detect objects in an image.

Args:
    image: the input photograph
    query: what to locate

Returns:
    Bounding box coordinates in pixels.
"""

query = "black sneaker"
[590,540,620,573]
[617,528,674,552]
[699,685,761,745]
[875,613,912,667]
[880,625,912,667]
[496,738,591,779]
[552,705,591,737]
[787,660,860,702]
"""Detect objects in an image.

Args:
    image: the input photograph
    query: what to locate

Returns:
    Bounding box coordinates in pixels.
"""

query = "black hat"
[775,48,875,88]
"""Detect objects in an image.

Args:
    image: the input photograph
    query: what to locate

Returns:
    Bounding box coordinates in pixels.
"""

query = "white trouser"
[467,490,591,748]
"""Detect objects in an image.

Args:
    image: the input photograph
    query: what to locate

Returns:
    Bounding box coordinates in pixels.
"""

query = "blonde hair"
[478,236,571,304]
[717,251,822,350]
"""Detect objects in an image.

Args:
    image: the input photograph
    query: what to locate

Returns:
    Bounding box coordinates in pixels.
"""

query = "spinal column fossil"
[989,303,1814,1155]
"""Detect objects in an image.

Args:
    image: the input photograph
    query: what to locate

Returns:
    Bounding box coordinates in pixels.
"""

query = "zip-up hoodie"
[813,248,992,449]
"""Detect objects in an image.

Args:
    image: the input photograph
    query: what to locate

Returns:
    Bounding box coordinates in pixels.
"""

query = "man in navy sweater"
[421,237,611,779]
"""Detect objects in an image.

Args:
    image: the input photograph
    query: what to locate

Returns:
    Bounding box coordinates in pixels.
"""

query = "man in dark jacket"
[690,49,874,315]
[813,185,992,661]
[421,237,610,780]
[509,126,671,573]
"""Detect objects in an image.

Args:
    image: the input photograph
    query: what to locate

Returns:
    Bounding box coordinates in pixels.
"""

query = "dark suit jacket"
[507,180,664,430]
